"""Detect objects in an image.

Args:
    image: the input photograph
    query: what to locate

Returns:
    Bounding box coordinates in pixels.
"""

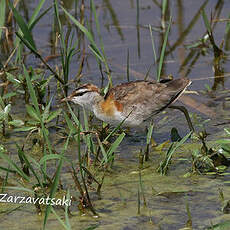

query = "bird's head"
[61,84,102,111]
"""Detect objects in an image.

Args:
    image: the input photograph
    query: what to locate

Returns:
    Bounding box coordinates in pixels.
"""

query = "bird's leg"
[168,105,195,132]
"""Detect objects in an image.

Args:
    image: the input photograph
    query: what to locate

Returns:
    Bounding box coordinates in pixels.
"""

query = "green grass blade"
[158,131,192,175]
[63,111,77,134]
[65,102,83,131]
[127,48,130,82]
[39,154,63,165]
[162,0,168,16]
[43,157,63,229]
[14,126,37,132]
[103,110,133,143]
[61,6,104,62]
[43,134,70,229]
[83,108,93,159]
[106,132,125,160]
[65,189,72,229]
[42,98,52,122]
[65,48,76,82]
[0,0,6,40]
[136,0,139,26]
[90,0,111,84]
[89,44,105,62]
[28,0,46,28]
[0,151,30,181]
[26,105,40,121]
[90,0,104,53]
[225,14,230,38]
[2,164,10,193]
[29,6,52,31]
[54,0,66,81]
[84,225,99,230]
[16,144,42,186]
[24,65,52,155]
[24,66,40,115]
[0,166,16,174]
[27,155,50,182]
[202,10,211,34]
[157,16,172,82]
[51,206,72,230]
[96,136,108,163]
[0,95,5,108]
[149,25,157,71]
[15,31,37,53]
[46,109,62,123]
[8,1,36,50]
[146,122,154,145]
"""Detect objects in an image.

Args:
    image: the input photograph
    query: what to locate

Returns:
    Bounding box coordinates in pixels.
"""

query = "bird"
[61,78,191,127]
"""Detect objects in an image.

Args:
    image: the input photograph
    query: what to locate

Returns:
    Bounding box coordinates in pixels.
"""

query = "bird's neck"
[85,93,104,112]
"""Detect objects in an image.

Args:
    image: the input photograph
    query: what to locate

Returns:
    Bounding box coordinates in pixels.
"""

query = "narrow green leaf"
[51,206,71,230]
[2,92,17,100]
[97,137,108,164]
[0,95,5,108]
[149,24,157,68]
[0,151,30,181]
[26,105,40,121]
[14,126,37,132]
[8,119,24,127]
[46,109,62,123]
[107,132,125,159]
[224,128,230,135]
[158,131,192,175]
[65,189,72,229]
[225,14,230,41]
[29,6,52,31]
[104,110,133,142]
[63,112,77,134]
[24,66,40,116]
[8,1,36,50]
[16,144,42,186]
[61,6,104,61]
[84,225,99,230]
[65,48,76,81]
[90,0,107,62]
[54,0,66,79]
[66,103,83,131]
[0,164,16,174]
[43,157,63,228]
[88,44,104,62]
[39,154,63,165]
[202,10,211,34]
[162,0,168,16]
[43,134,70,229]
[157,16,172,81]
[28,0,46,28]
[0,0,6,40]
[146,122,154,145]
[24,65,52,154]
[42,98,53,122]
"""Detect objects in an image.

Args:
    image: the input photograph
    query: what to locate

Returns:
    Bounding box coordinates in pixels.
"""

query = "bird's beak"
[60,95,72,103]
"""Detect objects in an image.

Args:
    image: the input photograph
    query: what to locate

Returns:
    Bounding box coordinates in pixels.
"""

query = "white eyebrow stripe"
[76,88,89,93]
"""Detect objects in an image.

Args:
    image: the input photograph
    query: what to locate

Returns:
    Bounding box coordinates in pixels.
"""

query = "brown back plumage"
[104,78,191,121]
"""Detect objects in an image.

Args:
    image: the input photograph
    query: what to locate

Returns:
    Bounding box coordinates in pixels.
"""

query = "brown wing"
[105,80,160,101]
[105,78,191,120]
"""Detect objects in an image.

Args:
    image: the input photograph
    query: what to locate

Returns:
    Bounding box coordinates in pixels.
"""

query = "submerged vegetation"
[0,0,230,229]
